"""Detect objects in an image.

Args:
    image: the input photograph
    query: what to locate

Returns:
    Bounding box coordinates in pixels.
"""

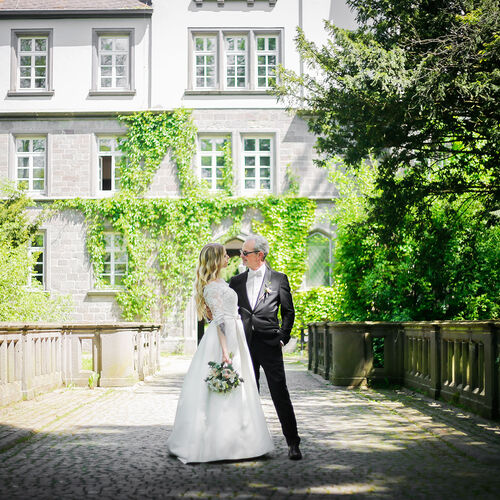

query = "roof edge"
[0,9,153,19]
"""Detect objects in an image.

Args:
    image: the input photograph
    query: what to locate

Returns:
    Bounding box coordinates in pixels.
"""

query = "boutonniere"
[263,281,273,298]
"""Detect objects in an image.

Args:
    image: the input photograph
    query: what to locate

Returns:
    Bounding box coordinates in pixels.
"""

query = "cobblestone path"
[1,355,500,499]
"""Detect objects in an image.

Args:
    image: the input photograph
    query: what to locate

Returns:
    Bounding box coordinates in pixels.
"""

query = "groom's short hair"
[246,234,269,260]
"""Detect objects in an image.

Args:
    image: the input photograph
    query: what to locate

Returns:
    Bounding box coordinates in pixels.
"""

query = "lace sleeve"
[203,282,226,329]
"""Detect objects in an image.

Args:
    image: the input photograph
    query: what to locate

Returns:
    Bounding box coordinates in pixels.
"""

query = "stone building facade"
[0,0,356,348]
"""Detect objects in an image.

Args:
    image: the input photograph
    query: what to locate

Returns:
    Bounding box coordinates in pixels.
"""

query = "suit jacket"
[229,265,295,346]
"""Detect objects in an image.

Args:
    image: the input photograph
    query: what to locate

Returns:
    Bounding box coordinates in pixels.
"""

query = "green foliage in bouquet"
[205,356,244,394]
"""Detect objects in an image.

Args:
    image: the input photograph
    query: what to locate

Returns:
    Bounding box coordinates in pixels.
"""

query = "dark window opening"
[100,156,112,190]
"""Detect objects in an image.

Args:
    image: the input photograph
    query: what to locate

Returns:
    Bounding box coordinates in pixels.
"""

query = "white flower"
[263,281,273,296]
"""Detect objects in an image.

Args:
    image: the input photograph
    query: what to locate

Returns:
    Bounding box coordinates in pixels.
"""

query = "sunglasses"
[240,250,260,256]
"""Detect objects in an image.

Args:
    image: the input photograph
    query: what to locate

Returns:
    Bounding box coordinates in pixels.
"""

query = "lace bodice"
[203,279,239,327]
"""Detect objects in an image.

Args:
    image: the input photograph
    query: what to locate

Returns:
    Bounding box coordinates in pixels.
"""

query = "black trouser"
[250,337,300,446]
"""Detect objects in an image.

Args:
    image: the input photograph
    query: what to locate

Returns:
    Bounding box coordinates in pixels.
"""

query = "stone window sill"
[87,289,122,297]
[184,90,273,96]
[88,90,136,97]
[7,90,54,97]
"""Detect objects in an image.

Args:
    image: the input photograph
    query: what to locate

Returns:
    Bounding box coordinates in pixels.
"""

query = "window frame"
[90,28,136,96]
[223,33,249,90]
[188,28,283,94]
[241,134,274,194]
[255,33,279,89]
[100,232,128,288]
[97,136,125,194]
[9,29,54,97]
[193,33,218,90]
[197,134,231,191]
[14,135,47,194]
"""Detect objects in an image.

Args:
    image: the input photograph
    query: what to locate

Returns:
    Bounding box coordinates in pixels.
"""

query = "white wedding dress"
[166,279,274,463]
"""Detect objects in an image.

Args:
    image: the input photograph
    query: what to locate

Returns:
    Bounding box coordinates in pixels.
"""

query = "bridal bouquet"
[205,355,244,394]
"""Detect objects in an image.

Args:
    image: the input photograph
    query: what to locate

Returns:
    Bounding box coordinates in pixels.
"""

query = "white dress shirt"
[246,265,265,309]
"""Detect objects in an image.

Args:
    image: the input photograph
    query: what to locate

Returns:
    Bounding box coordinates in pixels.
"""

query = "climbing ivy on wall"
[117,109,201,196]
[221,138,234,196]
[54,110,316,324]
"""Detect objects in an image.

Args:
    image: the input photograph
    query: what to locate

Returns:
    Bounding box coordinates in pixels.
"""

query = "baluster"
[462,341,470,392]
[0,338,6,384]
[427,337,432,379]
[51,337,55,373]
[413,337,420,377]
[422,338,428,379]
[410,337,415,375]
[35,337,41,376]
[404,335,409,374]
[7,340,15,383]
[478,342,485,394]
[452,340,461,388]
[443,340,451,387]
[39,337,43,375]
[40,336,44,376]
[470,342,478,393]
[47,337,51,374]
[419,337,423,376]
[15,339,23,382]
[414,338,419,376]
[42,337,47,375]
[55,336,60,372]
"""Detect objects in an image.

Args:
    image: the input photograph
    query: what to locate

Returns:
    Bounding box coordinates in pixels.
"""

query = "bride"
[166,243,274,463]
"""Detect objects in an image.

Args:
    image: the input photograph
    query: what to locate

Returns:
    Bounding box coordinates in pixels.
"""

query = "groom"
[229,234,302,460]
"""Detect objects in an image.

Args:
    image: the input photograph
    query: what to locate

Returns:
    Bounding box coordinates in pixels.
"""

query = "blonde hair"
[195,243,226,320]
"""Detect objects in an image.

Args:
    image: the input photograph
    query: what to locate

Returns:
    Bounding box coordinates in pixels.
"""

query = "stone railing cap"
[0,322,161,331]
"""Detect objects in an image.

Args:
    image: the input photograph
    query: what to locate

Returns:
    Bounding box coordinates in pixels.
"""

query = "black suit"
[229,265,300,446]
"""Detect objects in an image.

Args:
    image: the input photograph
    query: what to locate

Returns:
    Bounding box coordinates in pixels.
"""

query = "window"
[305,233,332,288]
[256,35,277,88]
[99,36,129,89]
[242,137,272,192]
[189,29,281,91]
[29,233,45,287]
[9,30,53,95]
[15,137,46,192]
[224,35,247,88]
[18,37,48,89]
[98,137,123,192]
[91,29,135,94]
[102,233,128,287]
[194,35,217,88]
[198,136,229,190]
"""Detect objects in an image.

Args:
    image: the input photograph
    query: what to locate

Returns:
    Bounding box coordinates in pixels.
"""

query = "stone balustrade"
[308,321,500,419]
[0,323,161,406]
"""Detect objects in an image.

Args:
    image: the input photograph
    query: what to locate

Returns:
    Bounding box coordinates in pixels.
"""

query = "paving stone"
[0,355,499,499]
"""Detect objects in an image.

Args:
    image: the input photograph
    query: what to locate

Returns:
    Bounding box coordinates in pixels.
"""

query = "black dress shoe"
[288,444,302,460]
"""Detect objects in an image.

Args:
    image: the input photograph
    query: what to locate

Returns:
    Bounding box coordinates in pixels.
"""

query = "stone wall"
[0,111,336,338]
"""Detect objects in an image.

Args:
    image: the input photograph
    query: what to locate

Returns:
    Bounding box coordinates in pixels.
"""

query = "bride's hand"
[222,351,231,365]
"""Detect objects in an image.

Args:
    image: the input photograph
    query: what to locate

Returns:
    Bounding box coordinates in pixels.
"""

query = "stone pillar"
[99,327,139,386]
[328,322,370,387]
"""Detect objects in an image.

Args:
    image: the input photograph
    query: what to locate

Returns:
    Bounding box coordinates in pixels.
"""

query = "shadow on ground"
[0,359,499,499]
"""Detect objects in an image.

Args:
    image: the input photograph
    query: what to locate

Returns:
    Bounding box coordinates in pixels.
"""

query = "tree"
[0,181,72,322]
[327,159,499,321]
[274,0,500,231]
[0,181,38,247]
